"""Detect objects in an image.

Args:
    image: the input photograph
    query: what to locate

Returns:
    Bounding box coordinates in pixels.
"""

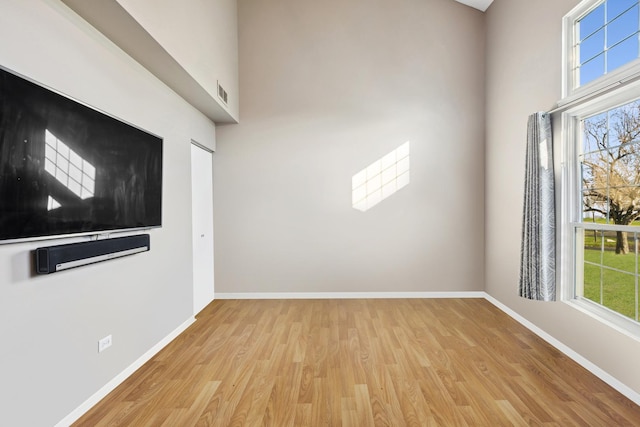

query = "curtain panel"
[519,112,556,301]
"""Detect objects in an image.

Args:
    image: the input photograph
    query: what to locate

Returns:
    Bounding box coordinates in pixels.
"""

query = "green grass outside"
[583,249,638,320]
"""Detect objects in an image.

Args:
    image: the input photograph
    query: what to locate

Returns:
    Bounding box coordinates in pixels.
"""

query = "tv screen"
[0,67,163,243]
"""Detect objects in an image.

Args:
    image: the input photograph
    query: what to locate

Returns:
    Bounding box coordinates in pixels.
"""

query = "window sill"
[564,298,640,343]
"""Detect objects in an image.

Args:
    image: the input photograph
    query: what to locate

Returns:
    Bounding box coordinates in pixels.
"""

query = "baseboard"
[54,316,196,427]
[483,293,640,406]
[215,291,486,299]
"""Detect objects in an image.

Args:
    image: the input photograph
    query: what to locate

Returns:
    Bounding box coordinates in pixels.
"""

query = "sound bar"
[36,234,150,274]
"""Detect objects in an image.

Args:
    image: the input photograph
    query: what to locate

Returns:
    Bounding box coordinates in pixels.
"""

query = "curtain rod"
[547,70,640,115]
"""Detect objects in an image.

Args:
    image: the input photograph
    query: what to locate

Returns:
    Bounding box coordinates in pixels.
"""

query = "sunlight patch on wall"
[44,129,95,199]
[352,141,410,212]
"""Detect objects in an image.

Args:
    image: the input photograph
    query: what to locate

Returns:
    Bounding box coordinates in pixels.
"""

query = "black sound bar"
[36,234,150,274]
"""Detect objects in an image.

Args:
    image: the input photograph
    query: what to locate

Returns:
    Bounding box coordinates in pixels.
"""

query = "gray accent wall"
[485,0,640,396]
[0,0,215,425]
[215,0,486,294]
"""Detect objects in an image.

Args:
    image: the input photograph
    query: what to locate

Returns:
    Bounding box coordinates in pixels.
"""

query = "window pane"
[608,107,625,147]
[607,5,639,47]
[581,152,608,189]
[582,198,610,224]
[583,112,608,152]
[583,229,604,249]
[608,101,640,147]
[581,160,596,189]
[580,29,605,63]
[610,148,640,184]
[607,35,639,72]
[581,137,640,227]
[583,264,602,303]
[607,0,638,21]
[582,193,609,222]
[603,242,637,273]
[579,226,640,322]
[575,1,640,89]
[580,53,605,85]
[602,268,636,319]
[579,3,605,40]
[583,242,603,301]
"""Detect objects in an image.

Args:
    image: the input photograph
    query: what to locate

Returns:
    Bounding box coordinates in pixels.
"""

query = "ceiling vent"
[217,81,228,105]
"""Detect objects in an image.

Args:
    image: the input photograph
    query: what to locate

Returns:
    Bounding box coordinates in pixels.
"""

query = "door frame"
[190,140,215,315]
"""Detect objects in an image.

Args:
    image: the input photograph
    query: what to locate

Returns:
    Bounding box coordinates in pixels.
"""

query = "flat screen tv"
[0,66,163,243]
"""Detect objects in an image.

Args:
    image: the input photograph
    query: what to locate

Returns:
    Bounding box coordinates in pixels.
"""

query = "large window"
[564,0,640,98]
[563,0,640,334]
[575,99,640,324]
[577,0,639,86]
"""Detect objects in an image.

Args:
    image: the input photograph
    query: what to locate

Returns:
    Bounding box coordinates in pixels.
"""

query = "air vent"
[217,81,228,105]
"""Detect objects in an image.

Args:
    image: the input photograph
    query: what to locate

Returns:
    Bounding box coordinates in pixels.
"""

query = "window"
[563,0,640,334]
[573,99,640,325]
[564,0,640,98]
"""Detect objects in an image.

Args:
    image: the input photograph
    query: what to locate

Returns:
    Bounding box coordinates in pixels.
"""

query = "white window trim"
[560,78,640,340]
[561,0,640,104]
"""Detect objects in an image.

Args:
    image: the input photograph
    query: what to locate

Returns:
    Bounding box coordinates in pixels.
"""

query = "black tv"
[0,67,163,243]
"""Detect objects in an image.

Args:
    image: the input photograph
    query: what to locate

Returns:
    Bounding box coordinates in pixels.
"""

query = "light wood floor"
[73,298,640,426]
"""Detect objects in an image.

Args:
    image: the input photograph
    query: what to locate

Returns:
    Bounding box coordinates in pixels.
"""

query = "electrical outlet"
[98,335,112,353]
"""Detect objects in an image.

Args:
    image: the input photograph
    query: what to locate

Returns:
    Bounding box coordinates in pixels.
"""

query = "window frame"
[561,0,640,103]
[560,77,640,339]
[561,0,640,339]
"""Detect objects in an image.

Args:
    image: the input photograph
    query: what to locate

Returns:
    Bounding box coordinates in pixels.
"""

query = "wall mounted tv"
[0,66,163,243]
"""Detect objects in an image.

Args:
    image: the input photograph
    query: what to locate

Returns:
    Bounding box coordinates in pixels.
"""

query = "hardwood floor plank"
[293,403,312,426]
[354,384,375,426]
[73,299,640,426]
[340,397,358,427]
[310,377,331,426]
[496,399,530,426]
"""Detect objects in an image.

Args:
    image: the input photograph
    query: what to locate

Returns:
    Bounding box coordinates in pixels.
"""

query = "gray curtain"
[519,112,556,301]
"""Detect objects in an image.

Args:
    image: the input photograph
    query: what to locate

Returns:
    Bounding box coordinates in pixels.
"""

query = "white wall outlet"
[98,335,112,353]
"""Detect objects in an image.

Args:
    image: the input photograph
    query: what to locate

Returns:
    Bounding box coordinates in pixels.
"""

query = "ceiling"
[454,0,494,12]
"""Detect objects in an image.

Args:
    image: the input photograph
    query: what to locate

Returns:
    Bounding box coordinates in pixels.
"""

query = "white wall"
[0,1,215,425]
[485,0,640,396]
[215,0,486,294]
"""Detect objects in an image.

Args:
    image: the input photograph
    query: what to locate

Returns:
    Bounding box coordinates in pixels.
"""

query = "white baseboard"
[54,316,196,427]
[484,293,640,406]
[215,291,486,299]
